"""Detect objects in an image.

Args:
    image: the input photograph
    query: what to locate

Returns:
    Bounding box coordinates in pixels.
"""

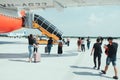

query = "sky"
[33,5,120,37]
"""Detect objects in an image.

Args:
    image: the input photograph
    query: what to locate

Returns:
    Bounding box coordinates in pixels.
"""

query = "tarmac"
[0,37,120,80]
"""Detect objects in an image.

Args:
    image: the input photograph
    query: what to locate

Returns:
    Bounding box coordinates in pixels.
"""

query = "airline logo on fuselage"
[0,2,49,7]
[0,0,54,8]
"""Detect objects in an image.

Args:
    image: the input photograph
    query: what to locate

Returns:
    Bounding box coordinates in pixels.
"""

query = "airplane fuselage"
[0,14,23,33]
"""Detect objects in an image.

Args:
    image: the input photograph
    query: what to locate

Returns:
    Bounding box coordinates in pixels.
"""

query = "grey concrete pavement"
[0,37,120,80]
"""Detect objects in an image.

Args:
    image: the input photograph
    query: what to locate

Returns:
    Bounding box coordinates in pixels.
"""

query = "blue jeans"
[28,45,34,58]
[106,57,116,66]
[47,45,52,54]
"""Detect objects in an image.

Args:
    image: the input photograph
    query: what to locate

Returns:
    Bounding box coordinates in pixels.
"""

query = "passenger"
[62,38,66,45]
[77,37,81,52]
[57,37,63,55]
[33,35,40,63]
[91,38,102,70]
[101,37,118,79]
[86,36,91,50]
[98,36,104,45]
[33,36,39,53]
[66,38,70,46]
[28,34,35,62]
[81,37,85,52]
[47,37,53,54]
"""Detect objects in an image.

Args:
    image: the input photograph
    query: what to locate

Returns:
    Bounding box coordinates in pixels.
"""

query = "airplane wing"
[54,0,120,8]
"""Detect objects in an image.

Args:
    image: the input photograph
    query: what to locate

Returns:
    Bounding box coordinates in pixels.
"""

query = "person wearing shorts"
[106,57,116,66]
[101,37,118,79]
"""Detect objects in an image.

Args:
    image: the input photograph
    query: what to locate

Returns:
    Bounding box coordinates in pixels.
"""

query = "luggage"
[34,53,40,63]
[45,46,48,53]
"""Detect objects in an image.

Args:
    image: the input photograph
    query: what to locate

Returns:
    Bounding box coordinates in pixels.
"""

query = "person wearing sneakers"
[101,37,118,79]
[91,38,102,70]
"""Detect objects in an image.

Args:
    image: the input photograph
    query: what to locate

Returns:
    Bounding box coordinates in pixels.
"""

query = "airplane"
[0,0,120,44]
[0,0,120,33]
[0,0,54,33]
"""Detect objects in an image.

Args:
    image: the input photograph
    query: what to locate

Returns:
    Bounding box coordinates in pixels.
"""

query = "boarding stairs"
[33,14,63,44]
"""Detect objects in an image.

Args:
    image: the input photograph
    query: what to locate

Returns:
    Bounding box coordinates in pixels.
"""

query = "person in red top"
[58,37,63,55]
[81,37,85,52]
[77,37,81,51]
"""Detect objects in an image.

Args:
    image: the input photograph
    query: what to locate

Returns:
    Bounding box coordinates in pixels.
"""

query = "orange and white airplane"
[0,0,53,33]
[0,0,120,33]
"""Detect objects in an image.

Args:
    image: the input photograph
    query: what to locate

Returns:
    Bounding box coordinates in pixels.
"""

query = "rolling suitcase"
[34,53,40,63]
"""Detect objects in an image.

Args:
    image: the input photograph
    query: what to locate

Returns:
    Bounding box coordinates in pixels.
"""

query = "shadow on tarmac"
[0,53,28,59]
[64,50,79,54]
[0,41,27,45]
[9,59,28,63]
[0,41,15,44]
[9,59,41,63]
[73,71,100,76]
[100,75,113,79]
[71,66,114,79]
[70,66,93,70]
[0,52,78,59]
[41,53,78,58]
[73,71,113,79]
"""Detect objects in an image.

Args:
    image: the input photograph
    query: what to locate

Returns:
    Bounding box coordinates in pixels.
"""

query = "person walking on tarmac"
[66,38,70,46]
[91,38,102,70]
[58,37,63,55]
[81,37,85,52]
[77,37,81,52]
[47,37,53,54]
[87,36,91,50]
[33,36,39,53]
[101,37,118,79]
[28,34,35,62]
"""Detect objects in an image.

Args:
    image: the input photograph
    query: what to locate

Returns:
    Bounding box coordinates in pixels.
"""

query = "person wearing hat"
[101,37,118,79]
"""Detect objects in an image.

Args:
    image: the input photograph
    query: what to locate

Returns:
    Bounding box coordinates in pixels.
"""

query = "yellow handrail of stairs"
[33,21,59,44]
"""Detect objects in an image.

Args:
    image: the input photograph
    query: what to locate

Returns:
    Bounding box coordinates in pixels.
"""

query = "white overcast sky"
[33,5,120,37]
